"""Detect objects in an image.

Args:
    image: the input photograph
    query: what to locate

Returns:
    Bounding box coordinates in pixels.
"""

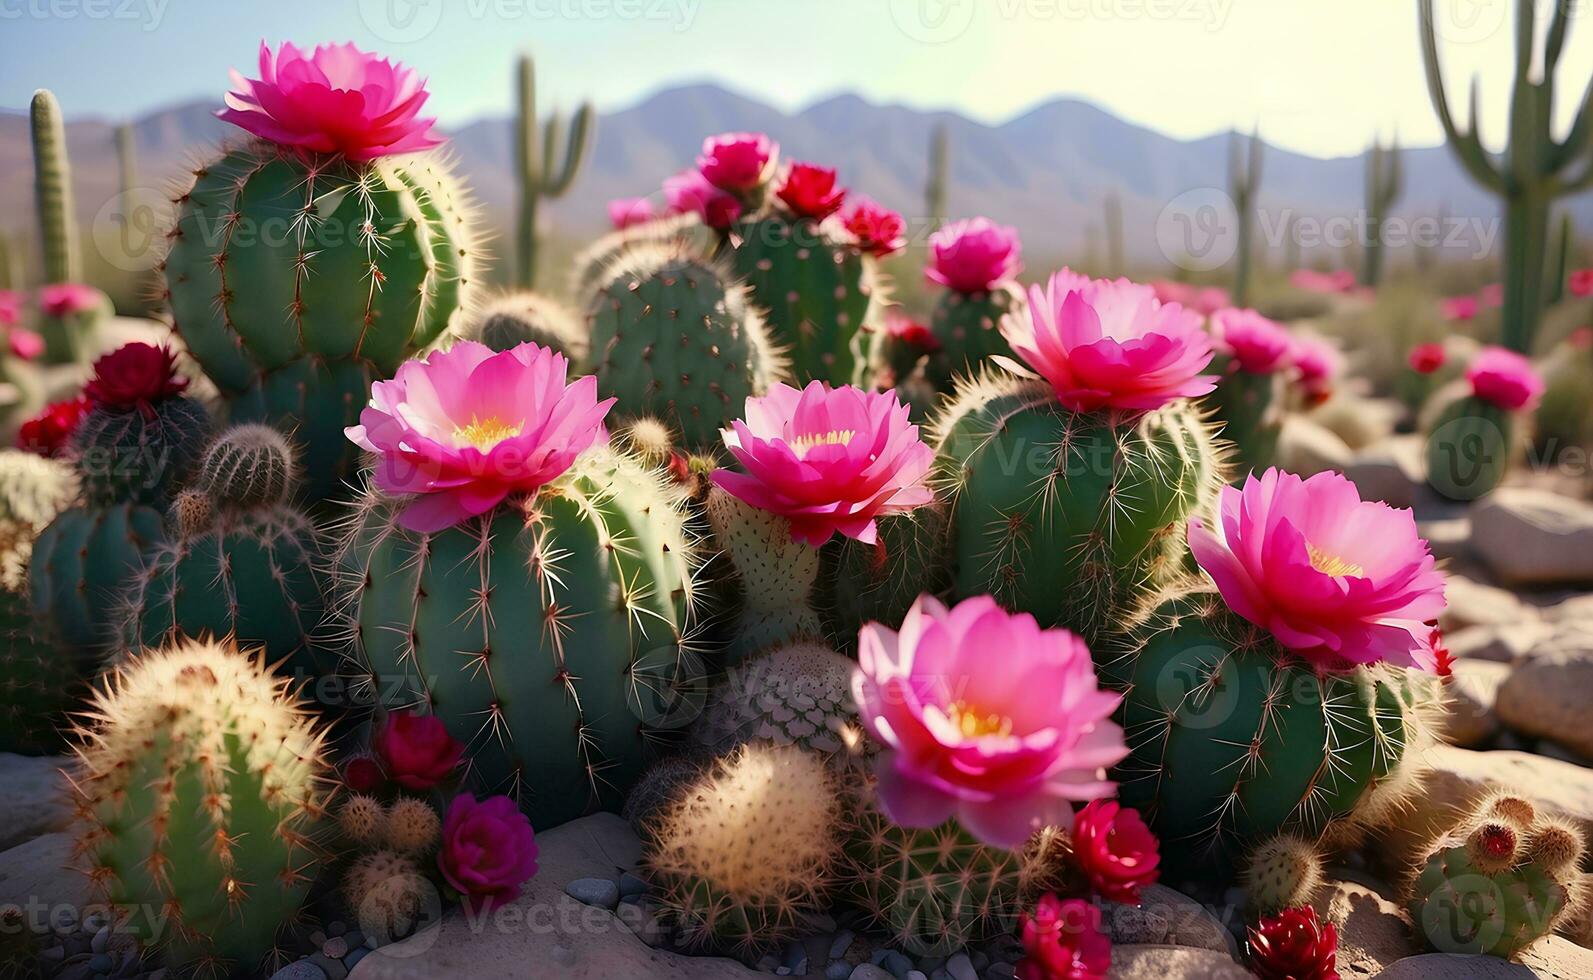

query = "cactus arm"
[513,54,593,288]
[544,103,594,197]
[30,89,80,285]
[1417,0,1506,192]
[1552,74,1593,173]
[925,122,949,229]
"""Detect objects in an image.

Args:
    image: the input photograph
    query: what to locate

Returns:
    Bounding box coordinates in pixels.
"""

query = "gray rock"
[0,754,72,851]
[618,871,649,898]
[1441,622,1554,664]
[1344,437,1426,510]
[564,876,620,910]
[1544,592,1593,624]
[1440,577,1531,632]
[0,832,91,924]
[1369,941,1593,979]
[829,930,855,960]
[1497,647,1593,759]
[1472,489,1593,586]
[1439,659,1509,747]
[827,962,852,979]
[876,949,914,979]
[781,941,808,975]
[323,937,350,959]
[984,965,1016,980]
[1106,945,1249,979]
[945,952,976,980]
[269,961,328,980]
[1276,416,1353,478]
[1311,876,1418,977]
[1102,884,1237,956]
[906,973,928,980]
[1418,517,1472,563]
[850,967,894,980]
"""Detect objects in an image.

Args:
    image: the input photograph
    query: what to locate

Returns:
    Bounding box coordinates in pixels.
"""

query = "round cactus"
[336,447,703,830]
[569,212,715,303]
[338,794,386,847]
[191,423,298,510]
[1242,834,1327,915]
[644,742,842,953]
[705,487,822,665]
[161,144,476,502]
[384,797,442,854]
[933,373,1225,643]
[72,392,211,509]
[0,449,74,589]
[70,636,331,975]
[623,753,712,835]
[1534,342,1593,462]
[587,241,784,448]
[692,641,863,761]
[344,848,435,946]
[1100,584,1439,875]
[1424,393,1519,501]
[923,283,1025,392]
[819,504,949,652]
[462,290,589,365]
[0,587,78,755]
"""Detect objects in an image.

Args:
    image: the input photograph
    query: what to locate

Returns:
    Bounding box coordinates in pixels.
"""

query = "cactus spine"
[1420,0,1593,352]
[70,637,330,975]
[1363,136,1403,288]
[706,487,822,664]
[30,89,78,286]
[819,504,949,652]
[462,290,588,364]
[514,53,594,289]
[336,447,702,830]
[925,122,949,229]
[1230,128,1264,307]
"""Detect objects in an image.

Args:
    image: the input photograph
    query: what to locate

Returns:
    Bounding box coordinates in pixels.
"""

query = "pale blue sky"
[2,0,1590,158]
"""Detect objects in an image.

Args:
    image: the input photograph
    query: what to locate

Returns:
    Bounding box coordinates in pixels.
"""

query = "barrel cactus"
[819,504,949,653]
[1424,347,1543,500]
[568,211,713,303]
[1534,338,1593,461]
[691,641,862,761]
[70,636,331,975]
[462,290,588,364]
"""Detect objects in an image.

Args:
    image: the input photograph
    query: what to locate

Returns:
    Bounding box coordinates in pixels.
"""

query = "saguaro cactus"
[514,53,594,289]
[30,89,79,286]
[115,122,137,198]
[1363,136,1403,288]
[1230,128,1263,307]
[925,121,949,229]
[1420,0,1593,352]
[1104,190,1125,278]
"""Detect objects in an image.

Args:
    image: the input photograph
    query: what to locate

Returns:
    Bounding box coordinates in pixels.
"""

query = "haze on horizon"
[2,0,1592,160]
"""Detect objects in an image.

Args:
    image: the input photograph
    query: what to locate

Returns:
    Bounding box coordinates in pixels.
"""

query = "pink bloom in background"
[885,308,940,353]
[437,794,539,913]
[607,197,657,230]
[1467,346,1544,411]
[40,283,103,317]
[926,218,1022,293]
[1017,894,1113,980]
[345,341,614,533]
[1570,327,1593,350]
[0,290,19,327]
[712,381,933,546]
[1069,799,1161,905]
[216,41,444,161]
[852,594,1127,850]
[663,169,742,230]
[777,162,846,219]
[1480,283,1504,308]
[373,709,465,790]
[16,396,89,458]
[1289,269,1358,295]
[1569,268,1593,298]
[1408,342,1446,374]
[843,197,907,257]
[1290,335,1342,406]
[1439,295,1479,322]
[1002,269,1216,412]
[6,327,43,361]
[1211,307,1292,374]
[1150,281,1229,317]
[697,131,777,192]
[1188,468,1447,672]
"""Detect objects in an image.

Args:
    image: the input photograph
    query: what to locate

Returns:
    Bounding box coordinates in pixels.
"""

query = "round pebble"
[564,877,621,910]
[829,929,855,959]
[947,952,978,980]
[618,871,650,898]
[827,962,853,979]
[322,936,349,959]
[267,959,328,980]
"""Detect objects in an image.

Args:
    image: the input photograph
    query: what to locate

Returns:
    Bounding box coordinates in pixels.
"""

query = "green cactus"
[923,283,1025,393]
[1535,341,1593,461]
[1099,584,1438,875]
[1406,793,1586,959]
[120,427,330,686]
[925,122,949,229]
[1104,190,1125,278]
[0,587,78,755]
[692,641,862,761]
[1424,393,1519,501]
[1362,136,1403,288]
[705,487,822,665]
[116,122,137,198]
[726,213,878,386]
[569,212,714,302]
[588,241,784,449]
[70,636,330,975]
[1209,362,1284,476]
[31,89,109,364]
[514,53,593,289]
[462,290,588,364]
[72,392,211,509]
[162,143,476,502]
[1547,213,1574,308]
[819,504,949,653]
[336,447,702,830]
[1420,0,1593,352]
[932,373,1224,643]
[0,449,75,590]
[1230,129,1264,307]
[1242,834,1326,915]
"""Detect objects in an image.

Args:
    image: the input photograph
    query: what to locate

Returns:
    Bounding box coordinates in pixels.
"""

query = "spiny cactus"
[0,588,77,755]
[1424,392,1521,501]
[706,486,822,664]
[1420,0,1593,351]
[588,242,785,449]
[70,637,331,975]
[1243,834,1327,915]
[513,53,593,289]
[190,422,297,509]
[0,449,74,590]
[162,142,477,501]
[384,797,442,854]
[1363,136,1403,288]
[569,212,714,303]
[31,90,109,364]
[624,753,711,835]
[344,848,433,945]
[1230,128,1264,308]
[1406,792,1587,958]
[932,371,1225,643]
[335,447,703,830]
[1548,213,1574,307]
[923,283,1026,393]
[727,213,879,387]
[72,391,211,510]
[1100,583,1439,875]
[644,743,842,953]
[1210,366,1284,475]
[925,122,949,229]
[461,290,588,364]
[819,504,949,652]
[1534,339,1592,461]
[692,641,863,761]
[338,794,386,847]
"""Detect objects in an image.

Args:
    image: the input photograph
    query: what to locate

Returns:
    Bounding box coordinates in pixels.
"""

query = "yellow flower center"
[789,429,856,459]
[946,701,1014,739]
[1307,542,1365,578]
[454,415,524,452]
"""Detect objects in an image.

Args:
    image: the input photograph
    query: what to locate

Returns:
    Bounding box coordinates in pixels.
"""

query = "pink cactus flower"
[1408,343,1446,374]
[711,381,933,547]
[663,169,742,230]
[1211,307,1292,374]
[6,327,43,362]
[345,341,614,534]
[697,131,778,192]
[1480,283,1504,308]
[885,308,940,353]
[852,594,1127,850]
[776,162,846,220]
[1290,335,1342,406]
[843,197,907,257]
[216,41,444,161]
[1187,468,1447,672]
[0,290,19,327]
[1001,269,1216,412]
[1018,894,1112,980]
[1569,268,1593,298]
[39,283,103,317]
[608,197,657,230]
[927,218,1022,293]
[1152,281,1230,317]
[1466,346,1544,412]
[1289,269,1358,295]
[1438,295,1479,322]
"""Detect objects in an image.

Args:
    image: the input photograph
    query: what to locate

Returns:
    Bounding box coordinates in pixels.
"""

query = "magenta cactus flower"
[1001,270,1216,412]
[843,197,907,257]
[711,381,934,547]
[1211,308,1292,374]
[0,289,21,327]
[608,197,657,230]
[926,218,1022,293]
[1466,346,1545,411]
[345,341,614,533]
[697,131,778,192]
[1150,280,1230,317]
[776,162,846,220]
[1289,334,1342,406]
[39,283,103,317]
[1187,468,1447,672]
[216,41,444,161]
[663,169,742,230]
[1439,295,1479,322]
[852,594,1127,850]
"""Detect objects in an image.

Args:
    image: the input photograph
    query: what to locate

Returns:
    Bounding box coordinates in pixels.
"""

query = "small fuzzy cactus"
[70,637,331,975]
[338,794,386,847]
[461,290,589,364]
[344,848,434,945]
[72,386,211,512]
[1243,834,1327,915]
[190,423,297,510]
[384,798,442,854]
[692,641,863,762]
[923,283,1025,393]
[644,743,842,953]
[623,753,712,835]
[706,486,822,664]
[1406,793,1587,958]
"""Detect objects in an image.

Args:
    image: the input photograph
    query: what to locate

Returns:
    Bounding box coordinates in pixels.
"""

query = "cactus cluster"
[461,290,588,363]
[0,449,75,589]
[338,795,442,855]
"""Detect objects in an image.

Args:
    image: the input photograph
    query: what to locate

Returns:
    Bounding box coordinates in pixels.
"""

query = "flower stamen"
[1307,542,1364,578]
[788,429,856,459]
[947,701,1014,739]
[454,415,523,452]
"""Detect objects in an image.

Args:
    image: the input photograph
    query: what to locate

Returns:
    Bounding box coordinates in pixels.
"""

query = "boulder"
[1276,416,1353,478]
[1520,935,1593,980]
[1369,951,1534,979]
[0,832,92,929]
[1439,661,1508,747]
[1312,875,1420,978]
[1440,578,1533,633]
[1496,648,1593,760]
[1443,623,1555,664]
[0,754,71,852]
[1344,437,1427,510]
[1106,945,1249,980]
[1472,489,1593,587]
[1101,884,1237,956]
[1543,593,1593,625]
[1418,517,1472,564]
